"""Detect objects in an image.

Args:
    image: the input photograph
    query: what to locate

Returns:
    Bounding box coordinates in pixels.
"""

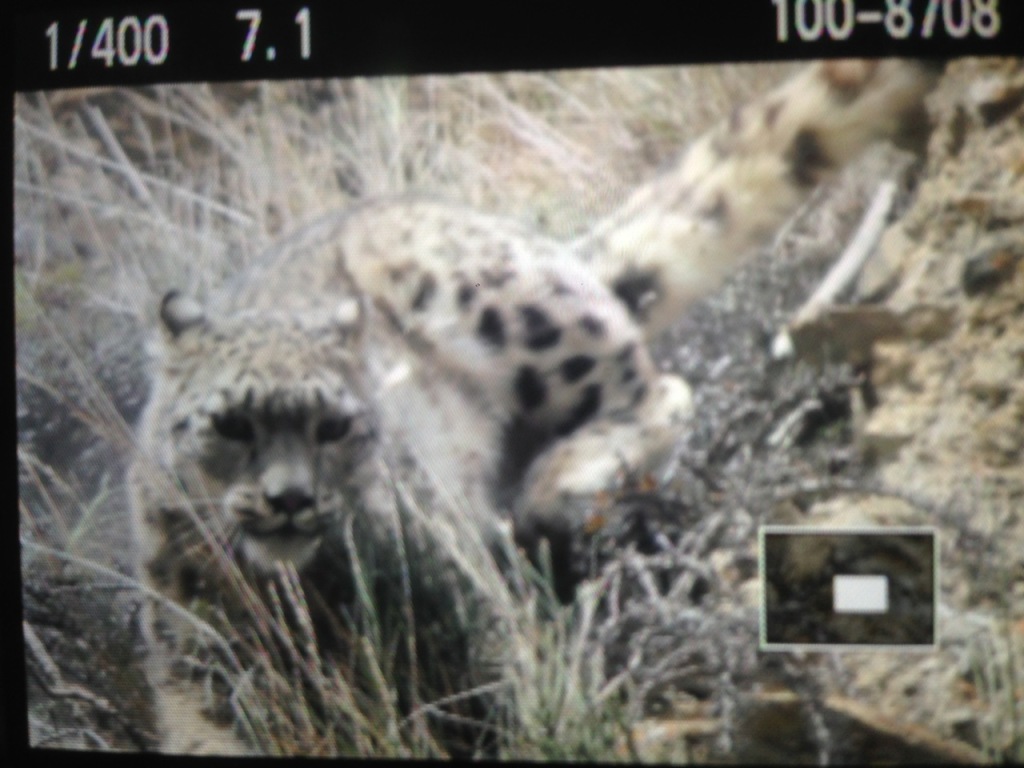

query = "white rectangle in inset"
[833,575,889,614]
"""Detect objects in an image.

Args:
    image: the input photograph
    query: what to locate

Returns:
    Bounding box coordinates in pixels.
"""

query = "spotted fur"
[578,59,939,336]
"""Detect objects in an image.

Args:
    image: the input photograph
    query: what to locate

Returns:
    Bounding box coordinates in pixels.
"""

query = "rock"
[968,73,1024,125]
[963,349,1020,405]
[785,305,905,368]
[976,404,1024,467]
[899,304,957,342]
[872,341,914,387]
[962,237,1024,296]
[806,495,924,527]
[859,401,934,463]
[858,223,912,300]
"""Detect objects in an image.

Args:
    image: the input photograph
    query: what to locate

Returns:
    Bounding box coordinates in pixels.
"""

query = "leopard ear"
[160,290,207,338]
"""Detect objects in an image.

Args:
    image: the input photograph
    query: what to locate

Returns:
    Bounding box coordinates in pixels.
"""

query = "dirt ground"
[14,58,1024,761]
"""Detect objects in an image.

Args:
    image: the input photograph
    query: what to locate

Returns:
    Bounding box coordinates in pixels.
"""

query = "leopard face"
[138,293,374,580]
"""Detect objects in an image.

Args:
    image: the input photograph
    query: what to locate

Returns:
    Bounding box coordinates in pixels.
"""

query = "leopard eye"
[315,416,352,443]
[212,411,255,442]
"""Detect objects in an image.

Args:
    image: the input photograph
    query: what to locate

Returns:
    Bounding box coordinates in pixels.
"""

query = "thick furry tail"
[576,59,943,338]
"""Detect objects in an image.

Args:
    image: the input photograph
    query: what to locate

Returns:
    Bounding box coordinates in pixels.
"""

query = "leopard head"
[148,291,374,574]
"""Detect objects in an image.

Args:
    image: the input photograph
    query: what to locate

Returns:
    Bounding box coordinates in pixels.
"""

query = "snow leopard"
[129,58,939,754]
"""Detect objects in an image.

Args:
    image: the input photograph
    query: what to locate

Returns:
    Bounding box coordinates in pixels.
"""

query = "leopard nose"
[267,488,315,516]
